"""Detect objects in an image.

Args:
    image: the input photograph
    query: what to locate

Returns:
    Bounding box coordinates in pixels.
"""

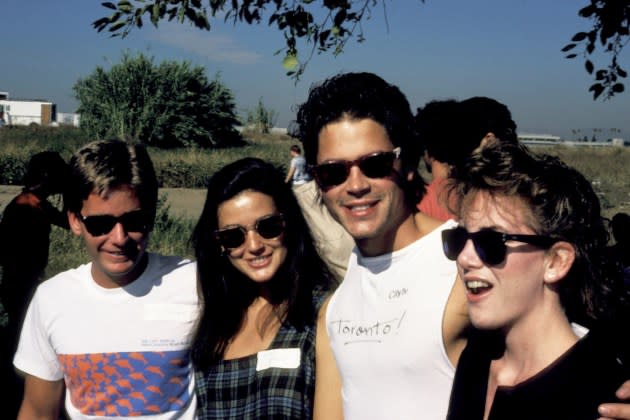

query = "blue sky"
[2,0,629,140]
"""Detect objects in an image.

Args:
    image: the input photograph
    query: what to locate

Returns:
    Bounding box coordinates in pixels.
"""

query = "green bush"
[74,52,242,148]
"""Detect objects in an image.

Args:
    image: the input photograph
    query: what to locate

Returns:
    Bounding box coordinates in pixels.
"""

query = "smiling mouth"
[465,280,493,295]
[249,255,271,267]
[349,204,373,211]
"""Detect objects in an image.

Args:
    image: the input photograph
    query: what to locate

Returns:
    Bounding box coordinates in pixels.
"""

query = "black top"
[448,328,628,420]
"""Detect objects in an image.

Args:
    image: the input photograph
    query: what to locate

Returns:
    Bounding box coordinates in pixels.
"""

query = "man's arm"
[598,381,630,419]
[17,374,64,420]
[314,296,344,420]
[442,274,471,367]
[285,165,296,184]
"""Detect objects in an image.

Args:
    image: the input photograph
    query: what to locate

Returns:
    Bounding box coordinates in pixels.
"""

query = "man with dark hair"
[415,96,518,220]
[292,72,464,419]
[13,140,198,419]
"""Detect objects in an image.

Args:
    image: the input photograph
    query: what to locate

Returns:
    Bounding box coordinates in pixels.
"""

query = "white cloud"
[148,24,262,64]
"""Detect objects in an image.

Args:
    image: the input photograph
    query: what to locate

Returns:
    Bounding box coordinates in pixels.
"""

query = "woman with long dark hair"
[191,157,335,419]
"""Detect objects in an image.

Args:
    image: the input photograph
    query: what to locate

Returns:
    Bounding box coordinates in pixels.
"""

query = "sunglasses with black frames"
[214,213,286,250]
[78,210,151,237]
[441,226,557,266]
[312,147,401,190]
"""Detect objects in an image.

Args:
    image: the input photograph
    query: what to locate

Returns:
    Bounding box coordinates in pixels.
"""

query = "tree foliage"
[94,1,630,99]
[73,52,242,148]
[93,0,413,79]
[245,98,278,134]
[563,0,630,100]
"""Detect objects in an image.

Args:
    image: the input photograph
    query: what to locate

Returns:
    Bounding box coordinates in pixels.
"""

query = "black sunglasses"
[215,213,286,250]
[441,226,556,266]
[312,148,401,189]
[78,210,151,236]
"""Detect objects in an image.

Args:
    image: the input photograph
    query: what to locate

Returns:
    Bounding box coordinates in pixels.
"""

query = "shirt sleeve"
[13,288,64,381]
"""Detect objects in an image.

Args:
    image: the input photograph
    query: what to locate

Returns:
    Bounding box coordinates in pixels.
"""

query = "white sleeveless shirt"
[326,220,458,420]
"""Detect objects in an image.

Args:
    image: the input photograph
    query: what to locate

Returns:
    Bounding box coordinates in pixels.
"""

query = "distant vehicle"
[0,96,56,126]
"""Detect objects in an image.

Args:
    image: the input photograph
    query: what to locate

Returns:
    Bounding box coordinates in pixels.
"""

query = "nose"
[108,222,129,244]
[244,230,265,253]
[456,239,482,269]
[345,165,370,196]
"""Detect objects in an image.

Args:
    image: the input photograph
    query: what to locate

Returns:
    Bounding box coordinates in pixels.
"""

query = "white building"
[0,92,56,126]
[517,133,562,145]
[0,91,80,127]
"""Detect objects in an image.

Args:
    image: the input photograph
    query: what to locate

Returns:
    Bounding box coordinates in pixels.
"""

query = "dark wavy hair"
[191,158,334,367]
[416,97,517,170]
[458,96,518,145]
[289,71,425,207]
[447,141,625,326]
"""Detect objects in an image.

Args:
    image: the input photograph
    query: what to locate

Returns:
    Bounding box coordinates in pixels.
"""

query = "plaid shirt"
[195,290,327,419]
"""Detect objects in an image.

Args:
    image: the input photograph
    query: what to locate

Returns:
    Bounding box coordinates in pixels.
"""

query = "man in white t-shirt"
[291,72,630,420]
[14,140,198,419]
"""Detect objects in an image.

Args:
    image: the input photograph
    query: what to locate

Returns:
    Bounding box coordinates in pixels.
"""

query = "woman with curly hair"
[443,141,629,419]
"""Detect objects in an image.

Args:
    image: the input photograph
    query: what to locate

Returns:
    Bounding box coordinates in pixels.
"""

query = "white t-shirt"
[326,220,458,420]
[14,253,199,419]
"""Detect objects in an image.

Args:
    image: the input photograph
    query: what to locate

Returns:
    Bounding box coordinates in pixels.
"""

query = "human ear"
[68,210,83,236]
[543,241,576,284]
[479,133,498,148]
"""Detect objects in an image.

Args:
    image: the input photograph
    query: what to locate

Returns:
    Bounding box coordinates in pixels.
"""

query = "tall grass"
[1,127,628,288]
[535,145,630,220]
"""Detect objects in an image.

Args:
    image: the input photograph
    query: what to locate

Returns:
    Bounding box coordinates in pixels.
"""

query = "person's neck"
[492,301,578,386]
[92,252,149,289]
[430,160,450,180]
[356,210,423,257]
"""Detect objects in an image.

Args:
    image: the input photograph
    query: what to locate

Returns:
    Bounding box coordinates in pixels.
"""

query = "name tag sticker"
[256,348,301,371]
[143,304,198,322]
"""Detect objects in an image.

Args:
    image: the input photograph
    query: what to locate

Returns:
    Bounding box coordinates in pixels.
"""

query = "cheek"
[276,246,288,265]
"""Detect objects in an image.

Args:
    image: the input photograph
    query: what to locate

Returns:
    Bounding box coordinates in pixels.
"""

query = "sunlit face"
[316,118,408,256]
[217,190,288,285]
[68,185,150,289]
[456,192,548,331]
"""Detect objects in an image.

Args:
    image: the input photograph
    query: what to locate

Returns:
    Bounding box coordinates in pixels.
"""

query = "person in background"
[0,151,70,418]
[415,96,518,221]
[191,157,334,419]
[284,144,312,186]
[292,178,354,283]
[285,142,352,283]
[608,212,630,285]
[415,99,460,221]
[14,140,198,419]
[444,140,629,419]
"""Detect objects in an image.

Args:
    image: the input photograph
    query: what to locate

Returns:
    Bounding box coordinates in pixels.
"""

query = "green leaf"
[282,53,299,70]
[571,32,588,42]
[102,2,117,10]
[589,83,604,100]
[612,83,624,93]
[585,60,594,74]
[109,21,127,32]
